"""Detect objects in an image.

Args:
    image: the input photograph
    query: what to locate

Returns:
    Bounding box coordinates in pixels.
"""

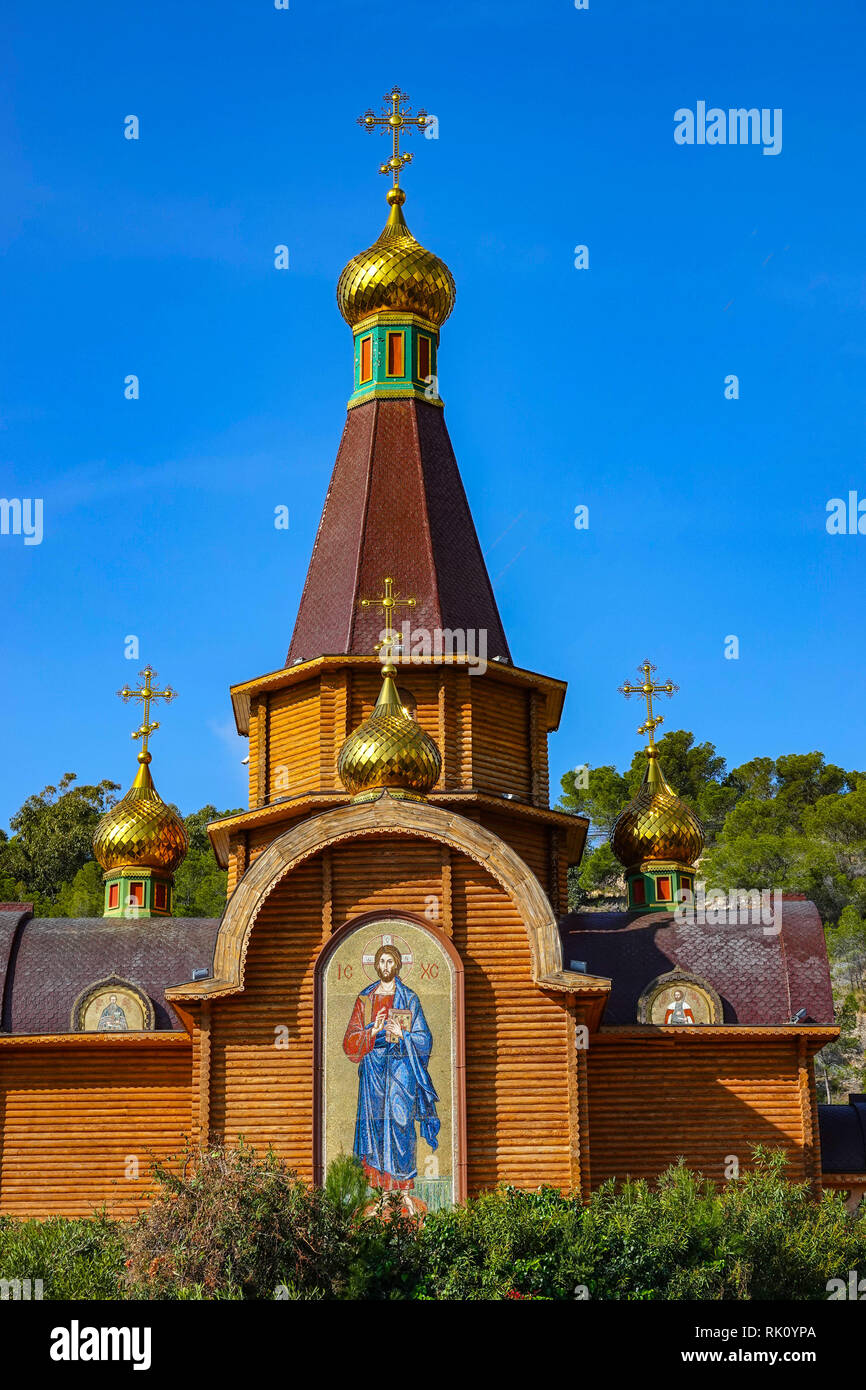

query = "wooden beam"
[440,845,453,936]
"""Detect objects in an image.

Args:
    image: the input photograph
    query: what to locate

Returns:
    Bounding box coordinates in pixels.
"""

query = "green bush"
[0,1211,125,1300]
[121,1141,352,1300]
[1,1144,863,1300]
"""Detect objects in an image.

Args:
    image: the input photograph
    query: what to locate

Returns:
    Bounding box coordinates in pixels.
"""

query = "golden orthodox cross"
[117,665,177,756]
[618,660,678,748]
[358,86,428,187]
[360,577,416,662]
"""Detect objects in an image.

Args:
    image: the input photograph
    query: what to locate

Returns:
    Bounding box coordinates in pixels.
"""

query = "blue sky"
[1,0,864,827]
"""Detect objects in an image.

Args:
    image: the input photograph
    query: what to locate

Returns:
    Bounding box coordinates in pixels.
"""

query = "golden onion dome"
[337,668,441,801]
[337,188,456,328]
[93,752,188,872]
[611,749,704,869]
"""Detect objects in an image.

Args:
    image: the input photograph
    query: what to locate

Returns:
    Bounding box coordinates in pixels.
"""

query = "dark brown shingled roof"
[818,1096,866,1173]
[0,913,220,1034]
[560,897,834,1026]
[286,398,511,663]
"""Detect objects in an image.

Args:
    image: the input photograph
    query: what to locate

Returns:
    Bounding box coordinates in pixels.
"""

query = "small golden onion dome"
[337,188,456,328]
[337,668,442,801]
[611,749,705,869]
[93,752,188,872]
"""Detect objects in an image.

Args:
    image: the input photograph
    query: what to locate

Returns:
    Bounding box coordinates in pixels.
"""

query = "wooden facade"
[0,1036,191,1217]
[0,645,841,1215]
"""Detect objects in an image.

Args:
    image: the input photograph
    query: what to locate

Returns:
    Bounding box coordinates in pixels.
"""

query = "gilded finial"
[117,666,178,761]
[611,661,703,909]
[337,575,440,801]
[360,577,416,672]
[358,86,429,193]
[618,660,679,751]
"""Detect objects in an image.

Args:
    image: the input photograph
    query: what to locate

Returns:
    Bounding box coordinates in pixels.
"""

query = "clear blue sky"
[1,0,864,827]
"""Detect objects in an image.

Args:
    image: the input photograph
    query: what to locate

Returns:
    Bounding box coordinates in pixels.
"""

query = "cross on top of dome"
[358,86,429,190]
[618,660,679,749]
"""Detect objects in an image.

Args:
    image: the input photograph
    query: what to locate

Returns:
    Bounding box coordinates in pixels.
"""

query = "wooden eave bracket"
[538,970,611,1032]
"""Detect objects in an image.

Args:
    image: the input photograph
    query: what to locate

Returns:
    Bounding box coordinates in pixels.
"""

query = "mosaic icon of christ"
[342,943,440,1205]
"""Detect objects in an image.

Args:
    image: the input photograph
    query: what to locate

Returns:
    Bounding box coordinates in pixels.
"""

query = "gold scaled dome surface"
[611,749,705,869]
[337,190,456,328]
[338,670,442,800]
[93,753,188,872]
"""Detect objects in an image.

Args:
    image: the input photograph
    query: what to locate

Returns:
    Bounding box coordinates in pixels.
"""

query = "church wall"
[207,839,576,1194]
[470,680,532,800]
[0,1039,191,1217]
[586,1032,816,1188]
[450,856,575,1192]
[268,682,322,800]
[208,859,323,1172]
[242,665,546,824]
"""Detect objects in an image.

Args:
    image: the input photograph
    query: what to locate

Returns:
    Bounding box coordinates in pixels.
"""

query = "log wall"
[586,1032,816,1187]
[0,1039,191,1217]
[243,667,545,811]
[207,841,577,1193]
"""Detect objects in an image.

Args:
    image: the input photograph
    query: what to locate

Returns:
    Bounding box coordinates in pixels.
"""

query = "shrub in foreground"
[0,1144,863,1300]
[122,1143,350,1299]
[0,1211,124,1300]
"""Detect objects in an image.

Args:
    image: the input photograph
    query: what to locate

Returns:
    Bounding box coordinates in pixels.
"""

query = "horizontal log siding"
[347,669,441,747]
[209,860,322,1172]
[450,856,573,1193]
[470,681,531,800]
[476,811,550,892]
[268,682,320,800]
[330,840,442,926]
[209,839,573,1192]
[0,1043,191,1217]
[319,673,347,790]
[444,670,471,788]
[248,697,260,806]
[209,842,447,1176]
[587,1034,809,1186]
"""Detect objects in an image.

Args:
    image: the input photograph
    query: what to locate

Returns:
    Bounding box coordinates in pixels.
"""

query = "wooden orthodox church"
[0,89,864,1218]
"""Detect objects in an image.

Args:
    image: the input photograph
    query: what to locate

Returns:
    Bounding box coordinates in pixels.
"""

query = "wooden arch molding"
[167,792,599,1004]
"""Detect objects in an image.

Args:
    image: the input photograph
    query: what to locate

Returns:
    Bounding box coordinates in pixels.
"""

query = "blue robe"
[349,977,440,1182]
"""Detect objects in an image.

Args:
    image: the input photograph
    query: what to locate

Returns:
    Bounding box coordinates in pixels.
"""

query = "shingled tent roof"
[560,896,834,1026]
[0,909,220,1034]
[286,398,511,664]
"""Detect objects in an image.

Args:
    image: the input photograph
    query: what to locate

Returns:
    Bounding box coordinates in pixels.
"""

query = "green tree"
[559,764,629,838]
[826,907,866,995]
[172,804,242,918]
[774,753,852,818]
[0,774,119,908]
[50,861,105,918]
[814,994,864,1103]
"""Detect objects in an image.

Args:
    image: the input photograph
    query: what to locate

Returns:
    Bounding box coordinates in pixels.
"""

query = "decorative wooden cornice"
[596,1024,839,1056]
[228,654,567,737]
[207,788,587,869]
[0,1031,191,1048]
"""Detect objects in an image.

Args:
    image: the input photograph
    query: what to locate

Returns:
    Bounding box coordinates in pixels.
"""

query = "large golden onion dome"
[611,748,705,869]
[337,188,456,328]
[93,752,188,872]
[338,666,441,801]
